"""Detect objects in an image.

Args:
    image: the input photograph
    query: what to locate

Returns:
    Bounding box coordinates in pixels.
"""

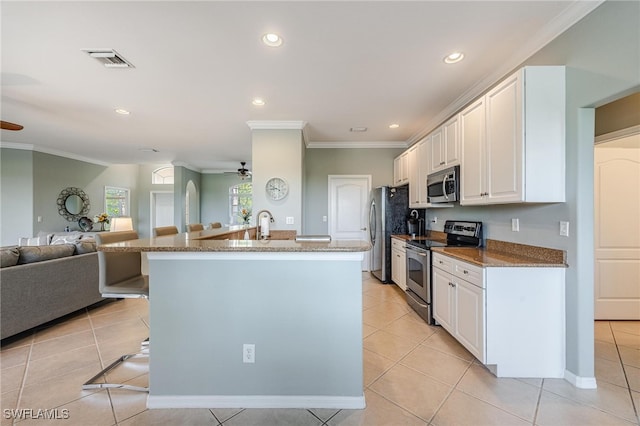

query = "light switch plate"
[286,216,294,225]
[511,218,519,232]
[560,221,569,237]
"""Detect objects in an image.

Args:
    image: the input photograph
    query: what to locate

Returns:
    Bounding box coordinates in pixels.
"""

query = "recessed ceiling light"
[444,52,464,64]
[252,98,265,106]
[115,108,130,115]
[350,127,367,132]
[262,33,283,47]
[389,123,400,129]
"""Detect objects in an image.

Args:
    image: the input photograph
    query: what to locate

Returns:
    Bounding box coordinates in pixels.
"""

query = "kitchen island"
[99,231,370,409]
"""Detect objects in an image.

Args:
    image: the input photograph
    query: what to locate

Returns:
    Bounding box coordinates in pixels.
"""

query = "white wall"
[251,129,304,233]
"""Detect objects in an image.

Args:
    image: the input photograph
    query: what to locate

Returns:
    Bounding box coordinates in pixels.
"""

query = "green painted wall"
[0,149,139,244]
[303,147,403,234]
[201,173,248,227]
[0,148,33,246]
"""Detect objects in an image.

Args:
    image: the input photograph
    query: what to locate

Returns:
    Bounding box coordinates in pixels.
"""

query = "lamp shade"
[109,217,134,232]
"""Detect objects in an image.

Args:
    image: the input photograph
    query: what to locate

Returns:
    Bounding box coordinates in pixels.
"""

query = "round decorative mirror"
[56,187,91,221]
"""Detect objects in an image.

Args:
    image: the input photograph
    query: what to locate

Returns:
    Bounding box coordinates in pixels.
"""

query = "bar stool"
[83,230,149,392]
[153,225,178,237]
[187,223,204,232]
[209,222,222,229]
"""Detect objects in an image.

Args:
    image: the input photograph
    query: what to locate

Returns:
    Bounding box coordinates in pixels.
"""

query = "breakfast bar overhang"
[99,232,371,410]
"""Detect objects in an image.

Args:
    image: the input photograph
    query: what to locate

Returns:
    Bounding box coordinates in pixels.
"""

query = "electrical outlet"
[243,344,255,363]
[432,217,437,224]
[322,215,327,222]
[511,218,519,232]
[286,216,294,225]
[37,216,43,223]
[560,221,569,237]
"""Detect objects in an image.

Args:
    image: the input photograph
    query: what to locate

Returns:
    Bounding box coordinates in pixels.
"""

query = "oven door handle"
[406,246,427,256]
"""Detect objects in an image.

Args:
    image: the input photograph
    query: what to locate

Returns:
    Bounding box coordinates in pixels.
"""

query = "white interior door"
[151,191,174,235]
[328,175,371,271]
[594,132,640,319]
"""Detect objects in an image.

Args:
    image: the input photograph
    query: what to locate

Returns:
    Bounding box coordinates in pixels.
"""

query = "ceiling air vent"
[82,49,134,68]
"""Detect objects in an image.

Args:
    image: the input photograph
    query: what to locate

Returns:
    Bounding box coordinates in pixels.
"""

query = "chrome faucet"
[255,210,274,239]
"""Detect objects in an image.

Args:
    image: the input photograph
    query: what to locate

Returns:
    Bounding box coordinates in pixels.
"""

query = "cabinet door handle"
[440,161,445,165]
[463,270,469,275]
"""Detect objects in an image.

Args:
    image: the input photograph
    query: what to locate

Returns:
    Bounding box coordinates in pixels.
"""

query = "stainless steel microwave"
[427,165,459,203]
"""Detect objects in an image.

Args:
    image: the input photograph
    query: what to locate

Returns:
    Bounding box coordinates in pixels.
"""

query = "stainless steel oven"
[406,244,433,324]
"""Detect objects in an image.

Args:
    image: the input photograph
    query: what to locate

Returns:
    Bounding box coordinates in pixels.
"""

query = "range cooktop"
[406,220,482,251]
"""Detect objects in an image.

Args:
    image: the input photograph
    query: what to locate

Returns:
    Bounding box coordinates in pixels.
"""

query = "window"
[152,166,174,184]
[229,183,252,225]
[105,186,130,218]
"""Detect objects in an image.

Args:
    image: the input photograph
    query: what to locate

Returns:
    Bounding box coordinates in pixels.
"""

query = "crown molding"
[0,141,111,166]
[306,140,408,149]
[595,125,640,144]
[406,0,605,146]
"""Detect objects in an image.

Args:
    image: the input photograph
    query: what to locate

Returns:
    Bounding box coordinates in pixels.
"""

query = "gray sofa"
[0,243,104,340]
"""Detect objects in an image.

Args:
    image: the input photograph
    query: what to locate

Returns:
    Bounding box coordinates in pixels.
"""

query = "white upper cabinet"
[428,115,460,176]
[428,127,444,174]
[409,137,430,208]
[460,66,566,205]
[393,151,409,186]
[460,98,486,205]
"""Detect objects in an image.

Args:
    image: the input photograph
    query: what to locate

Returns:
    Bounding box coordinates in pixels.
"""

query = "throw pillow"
[51,233,82,245]
[0,247,20,268]
[17,244,75,264]
[74,241,97,255]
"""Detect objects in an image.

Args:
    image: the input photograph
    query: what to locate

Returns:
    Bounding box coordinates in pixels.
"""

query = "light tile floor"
[1,272,639,425]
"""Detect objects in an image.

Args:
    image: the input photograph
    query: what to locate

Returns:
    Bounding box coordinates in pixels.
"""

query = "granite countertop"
[99,228,370,253]
[392,233,567,268]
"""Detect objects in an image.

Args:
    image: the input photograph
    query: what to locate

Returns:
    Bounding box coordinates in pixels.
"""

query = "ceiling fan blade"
[1,120,24,131]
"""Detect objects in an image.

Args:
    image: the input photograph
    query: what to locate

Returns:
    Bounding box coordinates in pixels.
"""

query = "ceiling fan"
[1,121,24,131]
[223,161,252,180]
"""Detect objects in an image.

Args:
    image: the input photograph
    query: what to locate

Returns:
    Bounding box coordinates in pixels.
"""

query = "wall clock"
[266,177,289,201]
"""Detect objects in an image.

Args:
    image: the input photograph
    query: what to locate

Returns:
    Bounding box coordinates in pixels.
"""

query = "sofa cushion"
[1,247,20,268]
[17,244,75,264]
[74,241,97,255]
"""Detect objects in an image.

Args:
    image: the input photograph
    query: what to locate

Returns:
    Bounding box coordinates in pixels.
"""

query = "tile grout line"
[425,360,474,425]
[610,322,640,422]
[85,307,119,425]
[365,324,457,424]
[532,377,544,426]
[11,331,35,426]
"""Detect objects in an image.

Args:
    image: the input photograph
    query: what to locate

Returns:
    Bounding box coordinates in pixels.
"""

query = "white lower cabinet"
[433,253,485,361]
[391,238,407,291]
[432,251,565,378]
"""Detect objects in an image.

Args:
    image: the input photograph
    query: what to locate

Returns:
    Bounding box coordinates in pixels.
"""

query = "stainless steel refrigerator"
[369,185,409,283]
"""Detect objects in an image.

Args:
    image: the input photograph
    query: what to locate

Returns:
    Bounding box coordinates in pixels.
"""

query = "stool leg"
[82,353,149,392]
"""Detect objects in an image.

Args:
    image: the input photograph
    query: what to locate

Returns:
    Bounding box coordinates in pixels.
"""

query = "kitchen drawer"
[391,238,406,251]
[433,252,454,272]
[452,260,484,288]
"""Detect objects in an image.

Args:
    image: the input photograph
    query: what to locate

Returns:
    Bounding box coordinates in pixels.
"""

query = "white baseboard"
[564,369,597,389]
[147,394,366,410]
